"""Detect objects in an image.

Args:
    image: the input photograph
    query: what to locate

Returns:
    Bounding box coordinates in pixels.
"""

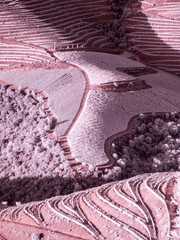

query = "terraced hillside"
[0,0,113,50]
[0,172,179,240]
[0,39,53,68]
[125,0,180,76]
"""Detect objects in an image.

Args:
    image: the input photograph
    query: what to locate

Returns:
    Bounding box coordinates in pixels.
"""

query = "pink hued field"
[0,0,180,239]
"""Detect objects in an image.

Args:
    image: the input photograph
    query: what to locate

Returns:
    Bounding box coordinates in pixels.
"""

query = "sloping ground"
[0,67,85,137]
[0,39,53,68]
[55,51,180,166]
[67,88,180,166]
[0,172,178,240]
[0,0,113,50]
[55,51,140,84]
[125,0,180,76]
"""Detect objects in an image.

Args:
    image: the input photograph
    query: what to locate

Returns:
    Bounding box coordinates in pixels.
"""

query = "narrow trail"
[54,52,180,169]
[58,68,153,170]
[1,41,180,172]
[0,38,152,172]
[0,0,180,171]
[1,47,148,172]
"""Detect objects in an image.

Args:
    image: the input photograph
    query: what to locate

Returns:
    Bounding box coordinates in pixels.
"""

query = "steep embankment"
[0,172,179,240]
[0,0,113,50]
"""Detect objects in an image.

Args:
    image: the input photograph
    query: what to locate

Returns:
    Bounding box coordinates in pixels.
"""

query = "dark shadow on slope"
[12,0,114,49]
[82,0,180,77]
[0,174,105,206]
[4,0,180,76]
